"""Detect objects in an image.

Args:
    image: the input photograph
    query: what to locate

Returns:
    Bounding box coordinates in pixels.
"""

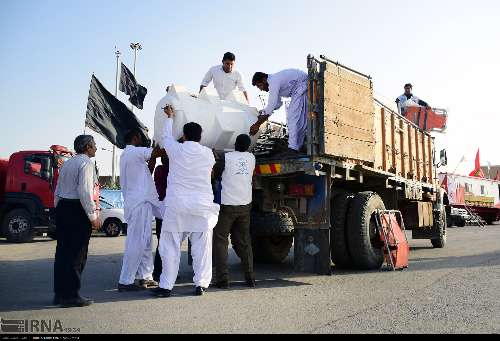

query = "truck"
[1,145,74,242]
[439,172,500,226]
[249,55,448,275]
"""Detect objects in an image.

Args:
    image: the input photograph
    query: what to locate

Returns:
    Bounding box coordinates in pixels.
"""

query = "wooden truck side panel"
[319,60,435,187]
[321,62,375,163]
[371,101,435,185]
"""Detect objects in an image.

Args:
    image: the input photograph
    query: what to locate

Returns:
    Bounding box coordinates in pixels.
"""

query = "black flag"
[85,75,151,149]
[119,63,147,109]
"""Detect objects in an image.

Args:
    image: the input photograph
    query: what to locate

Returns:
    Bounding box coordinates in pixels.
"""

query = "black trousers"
[153,218,163,281]
[213,204,254,282]
[53,200,92,299]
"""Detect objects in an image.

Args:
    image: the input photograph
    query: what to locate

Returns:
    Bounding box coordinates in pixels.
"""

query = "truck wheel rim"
[107,223,119,235]
[9,217,29,234]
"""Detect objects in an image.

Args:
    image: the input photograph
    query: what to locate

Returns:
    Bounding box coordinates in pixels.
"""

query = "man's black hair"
[183,122,202,142]
[124,129,142,144]
[252,72,268,86]
[74,135,95,154]
[222,52,236,62]
[235,134,252,152]
[404,83,413,89]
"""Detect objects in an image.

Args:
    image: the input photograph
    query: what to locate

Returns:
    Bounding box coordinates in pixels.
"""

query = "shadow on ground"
[0,249,311,313]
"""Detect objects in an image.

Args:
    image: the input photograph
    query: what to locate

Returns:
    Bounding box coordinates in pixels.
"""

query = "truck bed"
[255,56,437,190]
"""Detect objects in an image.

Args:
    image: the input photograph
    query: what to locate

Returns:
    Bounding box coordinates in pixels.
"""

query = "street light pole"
[129,42,142,113]
[112,47,121,187]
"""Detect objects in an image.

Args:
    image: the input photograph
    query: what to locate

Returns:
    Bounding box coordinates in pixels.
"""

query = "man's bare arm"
[250,114,270,136]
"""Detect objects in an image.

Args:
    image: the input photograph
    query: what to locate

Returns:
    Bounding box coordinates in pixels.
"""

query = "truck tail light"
[288,184,315,197]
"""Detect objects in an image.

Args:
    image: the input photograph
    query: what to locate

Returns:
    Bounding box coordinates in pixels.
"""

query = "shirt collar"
[220,64,232,74]
[76,153,91,161]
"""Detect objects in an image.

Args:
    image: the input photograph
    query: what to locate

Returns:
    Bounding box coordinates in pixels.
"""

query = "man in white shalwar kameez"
[250,69,309,158]
[152,105,220,298]
[118,130,164,292]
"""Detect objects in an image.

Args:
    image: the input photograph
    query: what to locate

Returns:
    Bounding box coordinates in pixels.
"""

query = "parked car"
[99,190,127,237]
[448,207,468,228]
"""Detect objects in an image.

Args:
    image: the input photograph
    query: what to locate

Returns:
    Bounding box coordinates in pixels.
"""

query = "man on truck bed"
[250,69,308,158]
[200,52,249,103]
[396,83,431,115]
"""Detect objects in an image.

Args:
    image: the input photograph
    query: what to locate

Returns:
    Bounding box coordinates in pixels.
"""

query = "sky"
[1,0,499,176]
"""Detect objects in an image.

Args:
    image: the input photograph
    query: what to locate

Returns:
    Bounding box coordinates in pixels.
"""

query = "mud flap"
[412,210,441,240]
[294,227,331,275]
[293,174,332,275]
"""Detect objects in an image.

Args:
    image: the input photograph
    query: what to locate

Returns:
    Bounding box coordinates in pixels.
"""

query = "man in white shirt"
[53,135,102,308]
[396,83,431,116]
[152,105,220,298]
[213,134,256,289]
[200,52,249,103]
[250,69,309,157]
[118,130,164,292]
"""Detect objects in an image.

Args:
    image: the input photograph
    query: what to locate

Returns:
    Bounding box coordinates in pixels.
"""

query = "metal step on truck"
[250,55,448,275]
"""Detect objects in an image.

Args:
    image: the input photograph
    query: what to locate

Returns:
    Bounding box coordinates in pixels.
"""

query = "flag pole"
[112,47,121,186]
[83,74,93,135]
[130,42,142,113]
[452,156,466,175]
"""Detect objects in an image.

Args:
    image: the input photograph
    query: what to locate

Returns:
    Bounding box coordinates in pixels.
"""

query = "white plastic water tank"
[154,85,262,151]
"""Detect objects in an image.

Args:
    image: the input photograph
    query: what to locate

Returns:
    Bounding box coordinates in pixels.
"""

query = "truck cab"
[0,145,73,242]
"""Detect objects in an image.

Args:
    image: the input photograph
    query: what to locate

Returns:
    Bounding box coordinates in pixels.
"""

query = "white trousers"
[159,230,213,290]
[287,82,308,151]
[119,203,154,285]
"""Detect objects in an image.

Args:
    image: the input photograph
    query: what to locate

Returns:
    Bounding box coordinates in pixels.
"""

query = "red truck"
[1,145,76,242]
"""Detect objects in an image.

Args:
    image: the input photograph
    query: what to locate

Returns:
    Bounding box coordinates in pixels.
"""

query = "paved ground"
[1,224,500,334]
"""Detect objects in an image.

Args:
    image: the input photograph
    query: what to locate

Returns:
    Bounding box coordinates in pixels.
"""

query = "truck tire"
[346,192,385,270]
[2,208,35,243]
[47,229,57,240]
[330,193,355,269]
[250,211,295,236]
[252,235,293,264]
[456,216,466,228]
[446,214,453,228]
[484,215,496,225]
[431,208,447,248]
[103,218,122,237]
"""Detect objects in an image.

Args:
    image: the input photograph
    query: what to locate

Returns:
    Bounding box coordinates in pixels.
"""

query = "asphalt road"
[1,224,500,334]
